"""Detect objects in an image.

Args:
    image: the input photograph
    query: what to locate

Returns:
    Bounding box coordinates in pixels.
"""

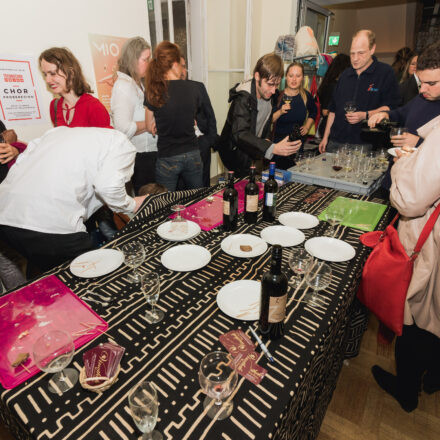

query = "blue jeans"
[156,150,203,191]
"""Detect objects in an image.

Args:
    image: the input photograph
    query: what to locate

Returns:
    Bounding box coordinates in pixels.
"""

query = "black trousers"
[396,324,440,395]
[199,143,211,187]
[0,225,94,272]
[132,151,157,195]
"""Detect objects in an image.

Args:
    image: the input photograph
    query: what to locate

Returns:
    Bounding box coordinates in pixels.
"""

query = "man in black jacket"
[217,53,301,177]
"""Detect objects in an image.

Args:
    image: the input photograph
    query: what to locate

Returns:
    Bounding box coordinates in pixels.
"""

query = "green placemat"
[318,197,387,232]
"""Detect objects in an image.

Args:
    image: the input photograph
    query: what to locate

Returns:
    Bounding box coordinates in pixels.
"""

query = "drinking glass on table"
[304,261,332,307]
[295,153,304,170]
[33,330,78,394]
[198,351,238,420]
[288,248,313,289]
[304,151,313,172]
[331,152,343,178]
[323,204,343,237]
[141,271,164,324]
[122,242,146,283]
[390,126,408,138]
[128,381,163,440]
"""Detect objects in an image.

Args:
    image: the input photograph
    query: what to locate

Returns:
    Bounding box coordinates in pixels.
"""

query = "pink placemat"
[170,180,264,231]
[0,275,108,389]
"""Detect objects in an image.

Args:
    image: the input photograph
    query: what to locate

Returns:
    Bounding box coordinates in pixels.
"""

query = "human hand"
[273,136,301,156]
[368,112,387,128]
[318,138,328,154]
[0,143,19,164]
[346,111,365,125]
[133,195,147,212]
[2,129,17,144]
[391,133,419,149]
[300,125,309,136]
[280,103,290,114]
[151,121,157,136]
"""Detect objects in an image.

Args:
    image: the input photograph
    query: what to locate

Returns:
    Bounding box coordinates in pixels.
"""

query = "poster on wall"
[0,55,44,126]
[88,34,128,111]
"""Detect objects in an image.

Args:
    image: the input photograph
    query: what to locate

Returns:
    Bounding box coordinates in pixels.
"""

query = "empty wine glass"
[323,204,343,237]
[171,205,186,222]
[288,248,313,289]
[198,351,238,420]
[344,101,357,114]
[295,153,304,170]
[33,330,78,394]
[304,151,313,172]
[122,242,145,283]
[390,126,408,138]
[304,261,332,307]
[141,271,164,324]
[128,381,162,440]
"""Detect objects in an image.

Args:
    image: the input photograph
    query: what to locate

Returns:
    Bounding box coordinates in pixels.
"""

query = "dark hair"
[145,41,182,108]
[138,183,168,196]
[318,54,351,98]
[391,46,413,75]
[400,53,418,83]
[117,37,151,86]
[417,41,440,71]
[39,47,92,96]
[253,53,284,80]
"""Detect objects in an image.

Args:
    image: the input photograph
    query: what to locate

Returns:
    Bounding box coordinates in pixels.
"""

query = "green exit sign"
[328,35,340,46]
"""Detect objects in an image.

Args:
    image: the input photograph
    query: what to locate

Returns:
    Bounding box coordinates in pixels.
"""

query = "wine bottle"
[244,166,259,224]
[361,118,398,133]
[223,171,238,231]
[263,162,278,222]
[259,245,288,340]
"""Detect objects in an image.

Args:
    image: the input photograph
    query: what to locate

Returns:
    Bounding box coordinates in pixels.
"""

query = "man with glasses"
[319,29,400,153]
[217,53,300,177]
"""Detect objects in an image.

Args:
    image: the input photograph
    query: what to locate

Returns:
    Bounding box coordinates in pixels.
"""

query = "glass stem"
[58,369,67,382]
[215,399,223,406]
[142,433,153,440]
[289,274,300,288]
[151,301,157,317]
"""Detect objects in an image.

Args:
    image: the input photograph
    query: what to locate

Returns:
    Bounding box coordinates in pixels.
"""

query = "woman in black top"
[144,41,202,191]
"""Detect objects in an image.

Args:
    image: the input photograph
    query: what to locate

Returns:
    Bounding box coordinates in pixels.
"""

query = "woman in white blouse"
[111,37,157,194]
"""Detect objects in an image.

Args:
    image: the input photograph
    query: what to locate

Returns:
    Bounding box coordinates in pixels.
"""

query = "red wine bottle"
[223,171,238,231]
[263,162,278,222]
[259,245,288,340]
[244,166,259,224]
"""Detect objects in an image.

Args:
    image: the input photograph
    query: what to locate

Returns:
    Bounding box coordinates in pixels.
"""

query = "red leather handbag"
[358,205,440,336]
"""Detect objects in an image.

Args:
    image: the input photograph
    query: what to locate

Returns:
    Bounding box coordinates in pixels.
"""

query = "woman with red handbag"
[372,115,440,412]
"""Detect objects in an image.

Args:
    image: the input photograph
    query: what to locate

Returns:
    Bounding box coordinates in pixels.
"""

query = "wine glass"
[304,261,332,307]
[390,126,408,138]
[288,248,313,290]
[122,242,145,283]
[295,153,304,170]
[198,351,238,420]
[33,330,78,394]
[323,204,343,237]
[304,151,313,172]
[344,101,357,114]
[171,205,186,222]
[141,271,164,324]
[331,152,343,178]
[128,381,162,440]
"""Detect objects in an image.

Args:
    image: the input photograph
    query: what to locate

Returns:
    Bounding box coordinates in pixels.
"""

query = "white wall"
[0,0,150,142]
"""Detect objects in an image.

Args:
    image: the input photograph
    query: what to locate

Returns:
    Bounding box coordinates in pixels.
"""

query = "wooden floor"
[1,316,439,440]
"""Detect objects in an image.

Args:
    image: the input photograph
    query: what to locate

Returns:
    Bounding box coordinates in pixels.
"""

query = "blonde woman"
[111,37,157,194]
[272,62,317,169]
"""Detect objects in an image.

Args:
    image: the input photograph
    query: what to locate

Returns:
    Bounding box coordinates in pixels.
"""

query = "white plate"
[387,147,416,157]
[217,280,261,320]
[305,236,356,262]
[70,249,124,278]
[221,234,268,258]
[161,245,211,271]
[278,212,319,229]
[157,220,201,242]
[260,225,305,247]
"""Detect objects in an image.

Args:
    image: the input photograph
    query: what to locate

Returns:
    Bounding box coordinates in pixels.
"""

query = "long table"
[0,181,392,440]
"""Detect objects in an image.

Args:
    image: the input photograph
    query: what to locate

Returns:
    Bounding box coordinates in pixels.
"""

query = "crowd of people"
[0,27,439,414]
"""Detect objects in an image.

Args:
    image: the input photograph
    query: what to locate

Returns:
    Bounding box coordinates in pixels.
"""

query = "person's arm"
[319,112,335,153]
[390,126,440,217]
[272,103,290,123]
[145,107,156,135]
[196,83,217,147]
[300,93,317,135]
[1,129,17,144]
[0,143,19,164]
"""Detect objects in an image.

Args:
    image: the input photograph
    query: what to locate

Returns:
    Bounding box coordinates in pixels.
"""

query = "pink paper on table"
[170,180,264,231]
[0,275,108,389]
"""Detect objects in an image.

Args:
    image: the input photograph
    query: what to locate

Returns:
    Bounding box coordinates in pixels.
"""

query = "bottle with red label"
[259,245,288,340]
[223,171,238,231]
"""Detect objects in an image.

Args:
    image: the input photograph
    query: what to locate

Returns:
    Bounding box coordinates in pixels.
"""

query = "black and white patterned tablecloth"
[0,182,393,440]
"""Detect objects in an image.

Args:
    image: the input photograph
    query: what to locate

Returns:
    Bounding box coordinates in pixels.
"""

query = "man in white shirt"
[0,126,145,271]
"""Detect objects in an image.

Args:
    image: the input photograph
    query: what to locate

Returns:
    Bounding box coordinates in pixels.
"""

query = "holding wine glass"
[198,351,238,420]
[344,101,357,114]
[304,261,332,307]
[33,330,78,394]
[288,248,312,289]
[122,242,146,283]
[128,381,162,440]
[141,271,164,324]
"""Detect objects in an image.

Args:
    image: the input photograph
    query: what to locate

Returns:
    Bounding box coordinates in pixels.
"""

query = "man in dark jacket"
[217,53,301,177]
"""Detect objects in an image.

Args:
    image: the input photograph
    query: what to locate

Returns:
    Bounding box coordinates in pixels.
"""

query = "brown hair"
[417,41,440,71]
[39,47,92,96]
[352,30,376,49]
[138,183,168,196]
[117,37,151,86]
[285,62,307,106]
[253,53,284,81]
[145,41,182,108]
[400,53,418,83]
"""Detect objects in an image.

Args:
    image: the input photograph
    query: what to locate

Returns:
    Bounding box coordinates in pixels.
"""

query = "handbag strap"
[53,98,59,127]
[411,203,440,259]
